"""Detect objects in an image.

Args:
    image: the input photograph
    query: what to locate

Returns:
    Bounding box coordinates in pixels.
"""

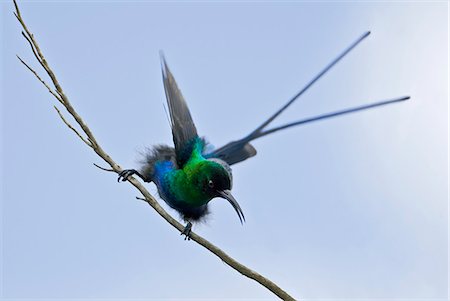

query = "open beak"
[217,190,245,224]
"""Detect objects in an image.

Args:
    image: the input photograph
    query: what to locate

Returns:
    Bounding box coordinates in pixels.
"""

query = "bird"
[118,31,409,240]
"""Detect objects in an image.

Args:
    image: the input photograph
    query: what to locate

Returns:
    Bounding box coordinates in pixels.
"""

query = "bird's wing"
[206,140,257,166]
[161,53,199,167]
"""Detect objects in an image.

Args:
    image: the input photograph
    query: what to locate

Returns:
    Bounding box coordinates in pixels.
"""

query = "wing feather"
[161,53,199,167]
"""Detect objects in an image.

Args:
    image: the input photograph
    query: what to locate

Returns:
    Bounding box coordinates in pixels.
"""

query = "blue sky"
[1,1,448,300]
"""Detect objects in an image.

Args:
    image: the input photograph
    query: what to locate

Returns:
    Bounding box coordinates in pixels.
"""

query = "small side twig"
[93,163,115,172]
[16,55,63,103]
[54,106,91,147]
[136,196,147,202]
[20,30,44,66]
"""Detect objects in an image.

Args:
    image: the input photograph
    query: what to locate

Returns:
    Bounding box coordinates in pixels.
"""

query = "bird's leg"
[180,221,193,240]
[117,169,146,182]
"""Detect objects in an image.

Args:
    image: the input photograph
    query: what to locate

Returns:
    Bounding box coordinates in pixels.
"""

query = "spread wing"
[206,140,257,166]
[161,53,199,167]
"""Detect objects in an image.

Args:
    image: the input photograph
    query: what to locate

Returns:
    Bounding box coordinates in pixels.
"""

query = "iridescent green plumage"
[148,137,241,228]
[164,139,230,207]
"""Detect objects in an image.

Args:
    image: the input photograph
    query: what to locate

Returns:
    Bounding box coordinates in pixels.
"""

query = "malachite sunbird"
[118,31,409,240]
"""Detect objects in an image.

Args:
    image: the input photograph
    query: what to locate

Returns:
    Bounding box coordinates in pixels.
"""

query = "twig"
[93,163,115,172]
[13,1,296,300]
[16,55,63,104]
[20,31,44,67]
[54,106,91,147]
[136,196,147,202]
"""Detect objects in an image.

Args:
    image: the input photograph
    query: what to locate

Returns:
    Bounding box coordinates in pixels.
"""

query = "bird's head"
[194,158,245,224]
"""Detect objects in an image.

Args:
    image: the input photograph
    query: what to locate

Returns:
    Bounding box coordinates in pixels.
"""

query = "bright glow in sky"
[1,1,448,300]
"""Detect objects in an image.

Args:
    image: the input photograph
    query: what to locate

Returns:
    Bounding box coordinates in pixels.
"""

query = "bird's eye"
[208,180,214,188]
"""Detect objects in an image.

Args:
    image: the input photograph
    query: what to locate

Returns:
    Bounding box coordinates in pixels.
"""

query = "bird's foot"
[118,169,143,182]
[180,222,193,241]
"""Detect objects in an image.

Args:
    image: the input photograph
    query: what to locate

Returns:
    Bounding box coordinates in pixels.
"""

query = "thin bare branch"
[16,55,63,104]
[13,1,296,300]
[54,106,92,147]
[14,0,100,150]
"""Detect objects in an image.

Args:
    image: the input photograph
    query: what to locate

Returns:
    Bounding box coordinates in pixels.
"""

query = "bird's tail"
[206,31,409,165]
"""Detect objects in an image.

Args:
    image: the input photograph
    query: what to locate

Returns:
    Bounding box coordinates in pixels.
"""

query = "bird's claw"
[181,222,192,241]
[118,169,138,182]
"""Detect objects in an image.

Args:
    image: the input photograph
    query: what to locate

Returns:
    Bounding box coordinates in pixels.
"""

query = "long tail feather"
[246,31,371,141]
[253,96,410,140]
[208,31,377,165]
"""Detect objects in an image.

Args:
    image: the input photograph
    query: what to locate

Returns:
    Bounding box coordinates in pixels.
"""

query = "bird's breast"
[153,161,209,209]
